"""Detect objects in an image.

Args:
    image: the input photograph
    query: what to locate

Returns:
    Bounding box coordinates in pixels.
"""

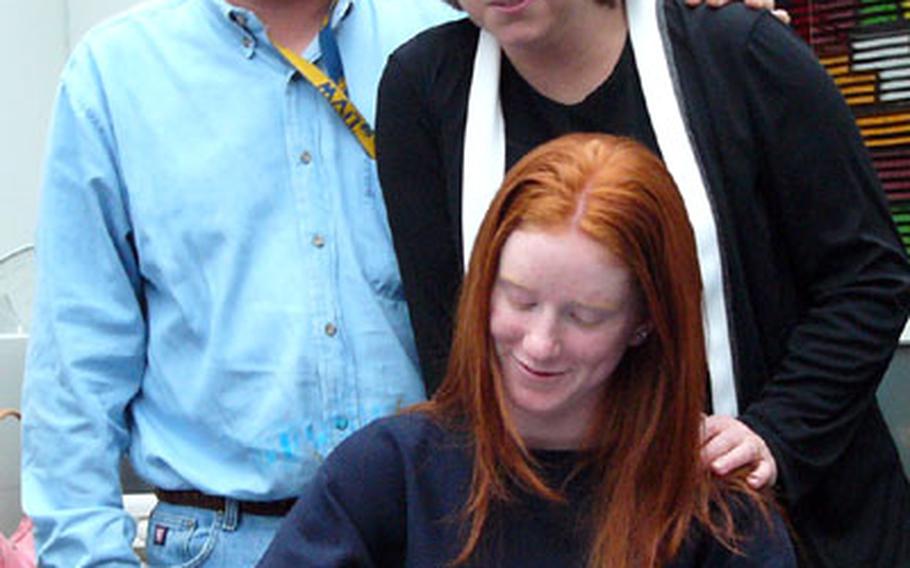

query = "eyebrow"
[497,276,620,312]
[496,276,528,292]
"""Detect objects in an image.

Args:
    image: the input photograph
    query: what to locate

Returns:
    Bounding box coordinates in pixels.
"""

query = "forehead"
[497,226,633,300]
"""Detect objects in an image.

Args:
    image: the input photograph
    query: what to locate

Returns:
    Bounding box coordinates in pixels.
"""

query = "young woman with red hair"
[258,134,796,567]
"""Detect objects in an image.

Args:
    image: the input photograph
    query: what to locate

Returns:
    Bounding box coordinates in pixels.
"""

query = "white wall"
[0,0,141,261]
[0,0,141,536]
[0,1,66,261]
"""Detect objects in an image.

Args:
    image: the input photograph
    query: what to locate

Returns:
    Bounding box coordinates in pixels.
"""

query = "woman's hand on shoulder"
[685,0,792,25]
[700,414,778,489]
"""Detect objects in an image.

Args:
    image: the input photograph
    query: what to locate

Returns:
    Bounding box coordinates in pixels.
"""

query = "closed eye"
[496,278,538,311]
[567,306,609,327]
[507,296,537,312]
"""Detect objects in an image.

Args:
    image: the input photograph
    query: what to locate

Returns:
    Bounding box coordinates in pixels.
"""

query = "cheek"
[459,0,483,20]
[571,332,633,379]
[489,305,523,353]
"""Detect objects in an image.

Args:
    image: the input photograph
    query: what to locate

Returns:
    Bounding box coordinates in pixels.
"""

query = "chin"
[489,23,550,51]
[507,391,570,422]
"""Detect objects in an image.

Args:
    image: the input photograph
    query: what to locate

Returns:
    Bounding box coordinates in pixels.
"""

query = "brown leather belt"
[154,488,296,517]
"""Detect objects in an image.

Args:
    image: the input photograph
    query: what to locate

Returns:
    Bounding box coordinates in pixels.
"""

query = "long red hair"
[419,133,769,567]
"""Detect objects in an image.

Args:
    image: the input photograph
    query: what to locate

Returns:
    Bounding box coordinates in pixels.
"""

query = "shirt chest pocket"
[342,160,406,301]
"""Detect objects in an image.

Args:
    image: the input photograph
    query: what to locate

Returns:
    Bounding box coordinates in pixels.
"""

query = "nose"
[522,313,561,361]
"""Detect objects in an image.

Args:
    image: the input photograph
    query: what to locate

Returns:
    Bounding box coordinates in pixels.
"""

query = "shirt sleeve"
[733,15,910,505]
[257,423,408,567]
[376,50,462,393]
[21,47,146,567]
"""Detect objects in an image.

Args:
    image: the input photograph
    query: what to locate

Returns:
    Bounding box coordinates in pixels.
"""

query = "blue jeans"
[144,500,285,567]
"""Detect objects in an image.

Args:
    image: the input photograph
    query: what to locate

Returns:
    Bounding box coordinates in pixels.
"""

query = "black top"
[258,413,797,567]
[500,38,660,166]
[375,7,910,567]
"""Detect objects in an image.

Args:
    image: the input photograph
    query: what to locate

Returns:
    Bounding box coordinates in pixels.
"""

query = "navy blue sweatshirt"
[258,413,796,567]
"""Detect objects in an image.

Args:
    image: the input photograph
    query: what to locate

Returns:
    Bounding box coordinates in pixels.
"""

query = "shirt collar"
[214,0,354,33]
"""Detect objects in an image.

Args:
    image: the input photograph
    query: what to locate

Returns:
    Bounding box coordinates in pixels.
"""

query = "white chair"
[0,245,33,537]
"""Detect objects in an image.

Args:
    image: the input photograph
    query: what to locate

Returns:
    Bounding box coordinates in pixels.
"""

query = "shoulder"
[662,0,766,46]
[660,0,810,70]
[394,17,479,59]
[61,0,201,93]
[680,493,797,567]
[657,0,831,124]
[338,412,450,449]
[363,0,459,31]
[267,413,455,565]
[323,412,454,476]
[386,18,478,82]
[315,412,470,524]
[729,500,796,566]
[347,0,459,58]
[380,17,477,117]
[69,0,195,60]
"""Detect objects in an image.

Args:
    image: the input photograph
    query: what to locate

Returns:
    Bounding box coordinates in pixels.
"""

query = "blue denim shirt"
[21,0,454,564]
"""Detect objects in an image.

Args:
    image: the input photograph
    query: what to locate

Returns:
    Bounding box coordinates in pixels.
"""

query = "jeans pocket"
[145,504,219,568]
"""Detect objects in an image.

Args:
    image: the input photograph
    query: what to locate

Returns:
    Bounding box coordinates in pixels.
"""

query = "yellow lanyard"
[273,8,376,159]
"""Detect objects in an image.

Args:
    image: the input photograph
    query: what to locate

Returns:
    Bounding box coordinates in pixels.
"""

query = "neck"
[229,0,333,53]
[510,404,593,451]
[502,3,627,105]
[522,431,585,451]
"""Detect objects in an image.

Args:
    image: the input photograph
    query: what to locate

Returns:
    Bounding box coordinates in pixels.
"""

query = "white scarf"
[461,1,739,416]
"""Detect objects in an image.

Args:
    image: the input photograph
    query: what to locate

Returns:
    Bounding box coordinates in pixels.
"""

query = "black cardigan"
[375,4,910,567]
[259,413,797,566]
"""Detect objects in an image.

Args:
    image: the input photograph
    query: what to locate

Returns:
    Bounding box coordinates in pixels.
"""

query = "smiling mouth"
[489,0,533,11]
[514,357,565,380]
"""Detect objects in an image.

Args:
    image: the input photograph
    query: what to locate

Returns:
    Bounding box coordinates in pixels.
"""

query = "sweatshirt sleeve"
[257,421,408,567]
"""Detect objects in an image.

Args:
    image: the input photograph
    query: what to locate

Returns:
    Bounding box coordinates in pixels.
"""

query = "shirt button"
[232,13,247,27]
[241,36,253,49]
[312,234,325,248]
[299,151,312,165]
[334,417,349,431]
[324,322,337,337]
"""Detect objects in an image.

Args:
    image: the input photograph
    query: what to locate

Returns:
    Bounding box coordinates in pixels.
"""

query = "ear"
[629,322,653,347]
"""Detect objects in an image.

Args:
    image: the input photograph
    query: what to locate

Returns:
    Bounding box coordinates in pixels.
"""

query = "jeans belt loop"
[222,499,240,531]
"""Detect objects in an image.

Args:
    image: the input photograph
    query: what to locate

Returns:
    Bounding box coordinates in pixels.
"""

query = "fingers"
[743,0,775,10]
[747,459,778,489]
[700,415,778,489]
[707,0,730,6]
[709,434,761,475]
[700,412,724,441]
[771,8,792,25]
[685,0,733,7]
[684,0,792,24]
[700,416,748,473]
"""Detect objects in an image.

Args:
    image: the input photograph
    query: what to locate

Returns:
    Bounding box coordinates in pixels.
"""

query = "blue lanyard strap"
[318,9,346,92]
[274,2,375,158]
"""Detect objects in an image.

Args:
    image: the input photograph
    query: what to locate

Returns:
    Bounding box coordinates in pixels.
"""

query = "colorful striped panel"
[790,0,910,254]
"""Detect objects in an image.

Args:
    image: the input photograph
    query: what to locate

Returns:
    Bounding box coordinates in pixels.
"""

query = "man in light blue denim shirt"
[21,0,455,565]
